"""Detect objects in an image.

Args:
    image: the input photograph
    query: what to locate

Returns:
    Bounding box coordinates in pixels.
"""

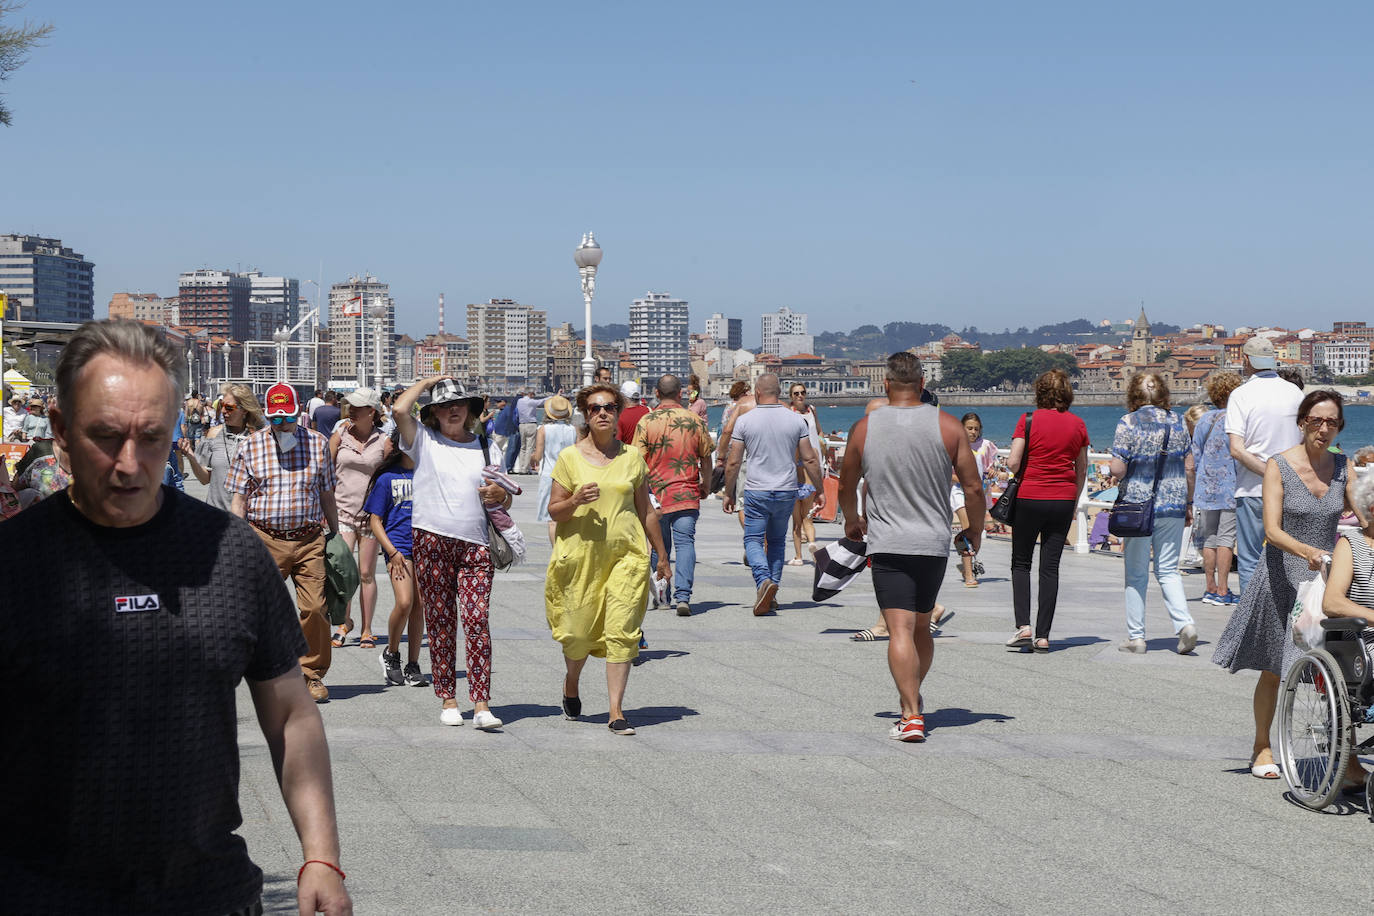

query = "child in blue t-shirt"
[363,439,424,687]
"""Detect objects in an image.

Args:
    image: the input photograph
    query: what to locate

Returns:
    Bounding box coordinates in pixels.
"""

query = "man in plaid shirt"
[229,382,340,702]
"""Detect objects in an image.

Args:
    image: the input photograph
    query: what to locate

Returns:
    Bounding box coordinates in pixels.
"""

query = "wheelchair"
[1276,618,1374,810]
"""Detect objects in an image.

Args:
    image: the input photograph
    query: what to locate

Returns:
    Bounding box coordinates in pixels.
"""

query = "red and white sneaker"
[888,714,925,742]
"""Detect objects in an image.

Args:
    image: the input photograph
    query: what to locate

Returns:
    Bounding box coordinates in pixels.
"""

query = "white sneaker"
[440,706,463,726]
[472,710,503,731]
[1177,624,1199,655]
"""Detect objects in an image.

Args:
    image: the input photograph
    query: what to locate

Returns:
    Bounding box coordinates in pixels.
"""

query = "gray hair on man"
[55,319,186,420]
[885,352,924,385]
[656,374,682,400]
[754,373,781,398]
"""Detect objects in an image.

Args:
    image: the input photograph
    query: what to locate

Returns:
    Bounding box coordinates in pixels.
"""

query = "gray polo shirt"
[731,404,807,492]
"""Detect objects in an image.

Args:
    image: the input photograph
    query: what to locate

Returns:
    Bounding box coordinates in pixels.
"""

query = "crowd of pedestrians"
[7,317,1374,912]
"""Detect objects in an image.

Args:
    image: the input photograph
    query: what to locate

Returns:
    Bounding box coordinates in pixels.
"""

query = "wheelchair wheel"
[1277,648,1351,810]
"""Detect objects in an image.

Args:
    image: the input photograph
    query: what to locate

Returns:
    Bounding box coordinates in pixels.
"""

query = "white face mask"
[274,428,298,452]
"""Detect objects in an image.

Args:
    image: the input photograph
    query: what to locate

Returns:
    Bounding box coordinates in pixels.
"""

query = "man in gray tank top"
[838,353,985,742]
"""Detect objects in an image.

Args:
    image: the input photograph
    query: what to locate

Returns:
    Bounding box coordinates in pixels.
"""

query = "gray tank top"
[861,404,953,557]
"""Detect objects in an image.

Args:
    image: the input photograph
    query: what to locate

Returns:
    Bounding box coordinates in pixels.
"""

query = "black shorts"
[870,553,947,613]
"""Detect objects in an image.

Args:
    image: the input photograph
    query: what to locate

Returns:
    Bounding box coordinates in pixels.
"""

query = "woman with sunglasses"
[1214,389,1357,779]
[786,384,824,566]
[545,384,670,736]
[329,389,390,650]
[181,384,265,511]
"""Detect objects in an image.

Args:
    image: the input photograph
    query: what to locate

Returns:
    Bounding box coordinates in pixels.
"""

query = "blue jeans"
[743,490,796,588]
[1235,496,1264,594]
[1123,515,1195,640]
[650,509,698,603]
[503,429,520,473]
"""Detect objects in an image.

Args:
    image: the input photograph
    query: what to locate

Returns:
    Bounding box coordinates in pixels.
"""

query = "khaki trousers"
[255,529,331,679]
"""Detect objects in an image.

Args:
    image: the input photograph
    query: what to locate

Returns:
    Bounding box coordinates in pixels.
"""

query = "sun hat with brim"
[545,395,572,419]
[420,378,485,421]
[345,387,381,411]
[1242,336,1277,370]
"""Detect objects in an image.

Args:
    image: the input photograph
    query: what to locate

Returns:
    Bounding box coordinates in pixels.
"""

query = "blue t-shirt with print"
[1111,406,1192,519]
[1190,408,1236,511]
[362,467,414,557]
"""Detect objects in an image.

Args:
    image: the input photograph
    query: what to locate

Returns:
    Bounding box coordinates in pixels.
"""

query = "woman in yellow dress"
[546,383,671,735]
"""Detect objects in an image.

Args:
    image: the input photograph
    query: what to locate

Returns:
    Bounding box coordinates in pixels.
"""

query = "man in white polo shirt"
[1225,336,1304,593]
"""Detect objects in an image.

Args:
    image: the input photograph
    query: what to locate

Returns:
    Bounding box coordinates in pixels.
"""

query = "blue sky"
[4,1,1372,343]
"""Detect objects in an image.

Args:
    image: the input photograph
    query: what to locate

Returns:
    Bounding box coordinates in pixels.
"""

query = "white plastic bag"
[1291,555,1331,649]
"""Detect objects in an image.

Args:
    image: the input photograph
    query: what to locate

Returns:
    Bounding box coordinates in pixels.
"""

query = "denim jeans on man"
[1234,496,1264,595]
[743,490,796,587]
[1123,515,1195,641]
[650,509,698,603]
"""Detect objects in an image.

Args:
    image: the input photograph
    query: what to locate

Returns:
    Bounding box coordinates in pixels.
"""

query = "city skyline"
[4,4,1373,338]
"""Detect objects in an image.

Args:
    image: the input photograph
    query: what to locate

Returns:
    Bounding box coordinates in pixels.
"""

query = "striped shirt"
[227,426,337,530]
[1342,533,1374,653]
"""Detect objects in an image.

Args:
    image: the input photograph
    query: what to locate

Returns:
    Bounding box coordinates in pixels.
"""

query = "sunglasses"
[1304,417,1340,430]
[791,390,806,396]
[269,416,296,426]
[586,402,619,415]
[222,404,239,413]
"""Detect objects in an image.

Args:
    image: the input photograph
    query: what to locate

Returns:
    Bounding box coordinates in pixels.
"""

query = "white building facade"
[1318,338,1370,378]
[760,307,808,356]
[704,312,742,351]
[466,299,548,390]
[629,291,690,380]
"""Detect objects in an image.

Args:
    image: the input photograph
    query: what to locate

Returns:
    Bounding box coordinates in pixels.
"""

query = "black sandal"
[562,695,581,720]
[608,718,636,736]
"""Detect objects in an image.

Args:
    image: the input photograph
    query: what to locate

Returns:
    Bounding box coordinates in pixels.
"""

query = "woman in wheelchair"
[1320,469,1374,792]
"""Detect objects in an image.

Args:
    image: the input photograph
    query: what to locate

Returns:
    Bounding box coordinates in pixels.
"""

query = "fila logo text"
[114,594,161,613]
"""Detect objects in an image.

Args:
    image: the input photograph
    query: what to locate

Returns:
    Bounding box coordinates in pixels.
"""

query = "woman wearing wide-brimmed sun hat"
[394,375,513,730]
[533,394,577,545]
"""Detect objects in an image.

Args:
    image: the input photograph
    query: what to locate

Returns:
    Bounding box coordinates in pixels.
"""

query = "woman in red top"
[1005,369,1089,652]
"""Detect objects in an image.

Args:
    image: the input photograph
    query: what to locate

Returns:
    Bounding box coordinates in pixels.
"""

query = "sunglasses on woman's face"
[222,403,239,412]
[1305,417,1340,430]
[586,402,619,415]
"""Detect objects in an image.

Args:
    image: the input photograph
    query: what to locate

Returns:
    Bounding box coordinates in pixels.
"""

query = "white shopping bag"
[1291,556,1331,649]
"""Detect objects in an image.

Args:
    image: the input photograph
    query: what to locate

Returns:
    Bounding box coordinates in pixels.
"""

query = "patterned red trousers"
[414,530,494,702]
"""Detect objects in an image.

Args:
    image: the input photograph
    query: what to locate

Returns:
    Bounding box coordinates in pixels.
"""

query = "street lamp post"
[574,231,603,388]
[371,299,388,390]
[273,327,290,382]
[186,346,195,396]
[222,340,231,385]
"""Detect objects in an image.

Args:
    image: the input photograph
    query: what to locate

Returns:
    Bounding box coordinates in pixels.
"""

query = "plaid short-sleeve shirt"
[226,426,337,530]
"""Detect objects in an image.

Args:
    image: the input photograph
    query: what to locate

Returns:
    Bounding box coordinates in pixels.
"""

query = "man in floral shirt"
[632,374,714,616]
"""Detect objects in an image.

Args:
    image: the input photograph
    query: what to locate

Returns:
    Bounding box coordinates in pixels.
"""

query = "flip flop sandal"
[850,628,890,642]
[331,624,352,648]
[359,633,376,650]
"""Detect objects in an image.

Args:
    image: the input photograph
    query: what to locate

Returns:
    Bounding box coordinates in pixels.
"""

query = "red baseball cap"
[263,383,300,418]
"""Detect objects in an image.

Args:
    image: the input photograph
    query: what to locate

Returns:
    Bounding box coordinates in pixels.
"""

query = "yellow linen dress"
[545,444,650,662]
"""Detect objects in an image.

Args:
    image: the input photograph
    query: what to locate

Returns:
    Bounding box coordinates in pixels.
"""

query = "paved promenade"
[216,481,1374,914]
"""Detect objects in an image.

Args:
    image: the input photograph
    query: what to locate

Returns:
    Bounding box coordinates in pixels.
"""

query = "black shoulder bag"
[1108,418,1171,538]
[988,413,1031,524]
[478,436,516,570]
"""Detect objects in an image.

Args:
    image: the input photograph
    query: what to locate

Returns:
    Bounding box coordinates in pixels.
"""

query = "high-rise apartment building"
[178,269,252,341]
[108,292,170,323]
[704,312,742,351]
[629,291,690,379]
[244,271,300,341]
[328,275,395,387]
[466,299,548,389]
[0,234,94,322]
[760,307,808,356]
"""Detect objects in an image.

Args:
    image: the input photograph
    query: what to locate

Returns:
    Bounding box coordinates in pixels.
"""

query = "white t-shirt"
[400,425,503,546]
[1223,372,1304,498]
[732,404,808,491]
[305,396,325,420]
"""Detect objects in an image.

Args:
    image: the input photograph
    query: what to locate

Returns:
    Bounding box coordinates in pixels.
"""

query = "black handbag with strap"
[988,413,1031,524]
[1108,417,1172,538]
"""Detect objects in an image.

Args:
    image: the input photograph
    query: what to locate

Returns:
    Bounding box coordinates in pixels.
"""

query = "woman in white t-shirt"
[394,376,514,730]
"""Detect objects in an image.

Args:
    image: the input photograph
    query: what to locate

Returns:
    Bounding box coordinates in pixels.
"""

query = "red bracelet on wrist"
[298,860,346,883]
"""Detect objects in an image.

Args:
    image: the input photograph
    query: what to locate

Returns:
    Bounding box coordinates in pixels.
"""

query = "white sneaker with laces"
[472,710,503,730]
[440,706,463,726]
